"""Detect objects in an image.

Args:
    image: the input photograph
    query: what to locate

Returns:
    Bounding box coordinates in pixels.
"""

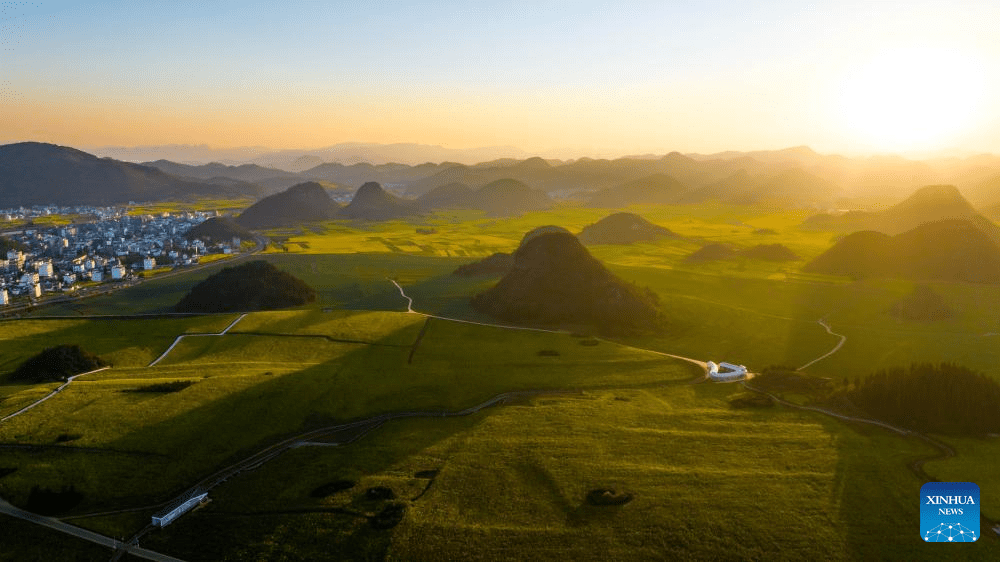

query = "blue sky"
[4,1,1000,156]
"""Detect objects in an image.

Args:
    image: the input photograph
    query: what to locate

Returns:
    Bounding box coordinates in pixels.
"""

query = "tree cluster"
[175,260,316,312]
[9,345,107,383]
[849,363,1000,435]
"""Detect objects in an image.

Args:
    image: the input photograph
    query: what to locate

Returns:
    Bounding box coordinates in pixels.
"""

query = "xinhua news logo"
[921,482,979,543]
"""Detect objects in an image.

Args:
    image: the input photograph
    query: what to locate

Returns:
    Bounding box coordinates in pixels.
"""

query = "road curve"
[147,313,247,367]
[797,318,847,371]
[388,279,709,374]
[1,367,110,423]
[0,497,184,562]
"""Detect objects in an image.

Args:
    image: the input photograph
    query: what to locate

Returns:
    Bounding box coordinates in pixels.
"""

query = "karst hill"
[471,230,660,332]
[236,182,340,229]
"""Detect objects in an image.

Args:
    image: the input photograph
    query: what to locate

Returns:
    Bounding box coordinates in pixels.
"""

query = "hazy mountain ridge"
[804,218,1000,283]
[804,184,1000,243]
[0,142,256,205]
[10,142,1000,211]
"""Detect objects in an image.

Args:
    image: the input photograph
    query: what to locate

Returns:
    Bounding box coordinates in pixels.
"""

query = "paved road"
[0,497,184,562]
[1,367,110,423]
[147,313,247,367]
[797,318,847,371]
[389,279,710,375]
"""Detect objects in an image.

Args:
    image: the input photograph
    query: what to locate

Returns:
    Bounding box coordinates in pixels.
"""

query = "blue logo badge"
[921,482,979,543]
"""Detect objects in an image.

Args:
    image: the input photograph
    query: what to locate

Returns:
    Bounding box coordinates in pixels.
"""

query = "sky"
[3,0,1000,158]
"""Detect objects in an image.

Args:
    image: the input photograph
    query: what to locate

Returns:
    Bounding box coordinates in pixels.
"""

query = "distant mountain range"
[7,141,1000,213]
[0,142,260,206]
[89,142,532,168]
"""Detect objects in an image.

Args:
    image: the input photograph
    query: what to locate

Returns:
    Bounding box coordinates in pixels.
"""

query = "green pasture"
[0,312,696,529]
[0,316,239,382]
[923,436,1000,520]
[142,383,986,561]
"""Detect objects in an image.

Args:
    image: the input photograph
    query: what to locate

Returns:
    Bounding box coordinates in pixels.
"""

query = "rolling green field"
[2,202,999,560]
[139,384,990,561]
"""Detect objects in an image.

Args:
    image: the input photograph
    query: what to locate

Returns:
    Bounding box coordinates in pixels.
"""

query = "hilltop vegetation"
[472,231,660,333]
[337,181,418,220]
[175,260,315,312]
[184,217,253,244]
[9,345,107,383]
[804,219,1000,282]
[577,212,678,245]
[236,182,340,229]
[804,185,1000,242]
[849,363,1000,435]
[452,252,514,277]
[472,178,553,216]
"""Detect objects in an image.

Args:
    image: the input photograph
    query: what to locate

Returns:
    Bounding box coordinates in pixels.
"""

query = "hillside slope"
[577,212,678,244]
[0,142,247,205]
[804,219,1000,282]
[471,231,660,332]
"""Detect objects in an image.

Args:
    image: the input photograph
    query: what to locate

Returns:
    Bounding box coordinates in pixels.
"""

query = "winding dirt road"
[797,318,847,371]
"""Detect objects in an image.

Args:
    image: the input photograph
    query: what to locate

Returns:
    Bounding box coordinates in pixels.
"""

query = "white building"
[0,289,8,305]
[152,492,207,527]
[31,283,41,298]
[111,265,125,280]
[36,261,53,277]
[90,270,103,282]
[62,273,76,285]
[143,257,157,271]
[708,361,748,382]
[20,272,39,285]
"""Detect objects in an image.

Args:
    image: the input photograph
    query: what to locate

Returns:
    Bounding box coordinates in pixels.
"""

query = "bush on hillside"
[175,260,315,312]
[10,345,107,383]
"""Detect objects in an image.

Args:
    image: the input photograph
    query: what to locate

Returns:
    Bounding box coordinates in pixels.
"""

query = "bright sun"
[838,46,985,152]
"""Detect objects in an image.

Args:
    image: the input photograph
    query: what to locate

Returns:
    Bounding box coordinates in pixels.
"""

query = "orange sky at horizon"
[5,2,1000,159]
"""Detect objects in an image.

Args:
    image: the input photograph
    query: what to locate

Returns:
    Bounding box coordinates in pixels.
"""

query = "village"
[0,206,242,306]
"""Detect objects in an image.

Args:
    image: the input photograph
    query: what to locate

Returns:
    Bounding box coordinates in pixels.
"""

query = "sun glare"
[838,46,985,153]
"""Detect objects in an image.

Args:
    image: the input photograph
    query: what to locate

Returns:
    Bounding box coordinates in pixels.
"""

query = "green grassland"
[0,312,697,524]
[3,202,1000,559]
[140,384,988,561]
[32,202,1000,380]
[0,516,114,562]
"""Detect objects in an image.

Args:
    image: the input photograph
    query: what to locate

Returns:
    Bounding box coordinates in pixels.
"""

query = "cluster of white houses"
[0,208,245,306]
[707,361,748,381]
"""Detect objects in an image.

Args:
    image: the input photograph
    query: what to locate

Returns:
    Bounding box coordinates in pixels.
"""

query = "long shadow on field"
[140,410,493,561]
[99,314,696,558]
